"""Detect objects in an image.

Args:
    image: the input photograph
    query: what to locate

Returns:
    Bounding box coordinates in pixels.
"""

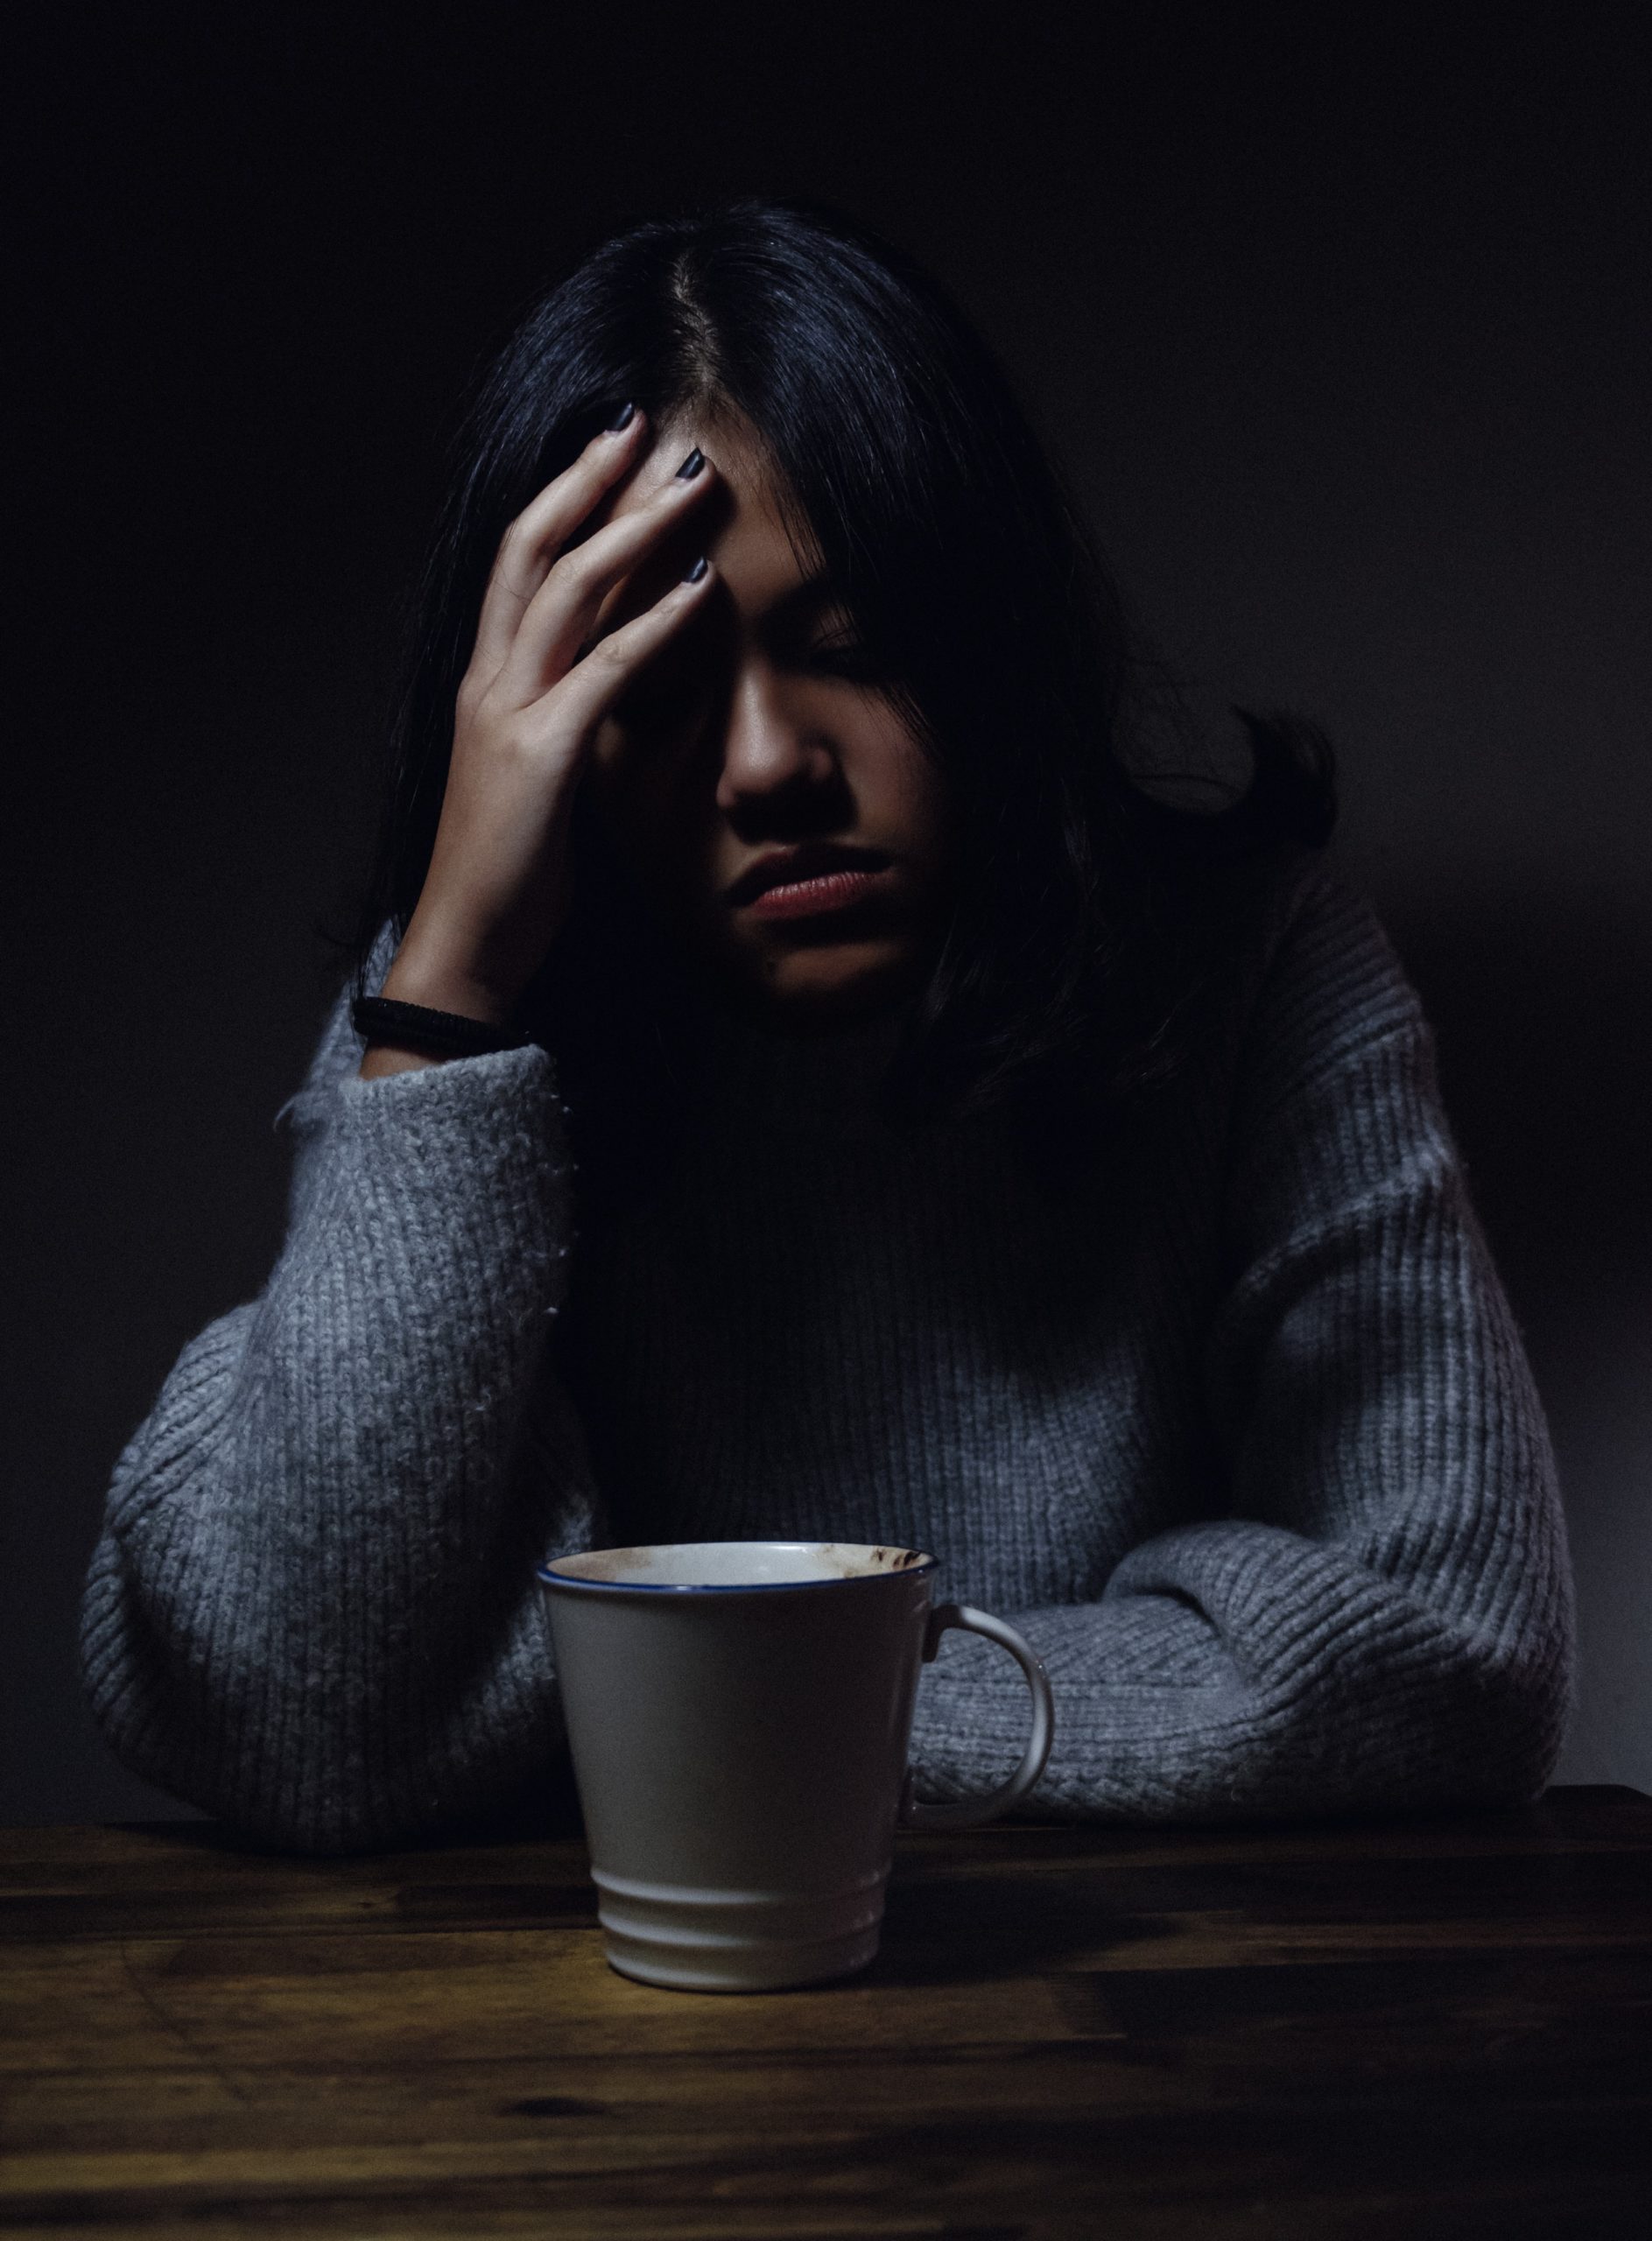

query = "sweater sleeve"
[80,965,604,1851]
[906,868,1577,1823]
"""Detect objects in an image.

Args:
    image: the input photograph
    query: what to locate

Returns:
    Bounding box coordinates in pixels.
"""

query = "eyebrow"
[763,572,847,628]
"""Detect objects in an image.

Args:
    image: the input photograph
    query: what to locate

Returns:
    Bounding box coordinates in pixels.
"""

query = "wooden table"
[4,1787,1650,2238]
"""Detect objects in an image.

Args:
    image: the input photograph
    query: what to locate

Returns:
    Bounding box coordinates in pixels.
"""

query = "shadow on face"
[575,409,959,1030]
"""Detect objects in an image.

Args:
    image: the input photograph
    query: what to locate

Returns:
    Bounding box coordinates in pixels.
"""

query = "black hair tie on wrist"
[351,995,530,1059]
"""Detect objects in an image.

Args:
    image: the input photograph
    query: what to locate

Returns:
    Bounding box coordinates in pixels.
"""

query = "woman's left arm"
[909,871,1577,1822]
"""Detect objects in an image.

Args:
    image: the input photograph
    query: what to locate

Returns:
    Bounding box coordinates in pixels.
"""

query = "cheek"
[851,719,952,856]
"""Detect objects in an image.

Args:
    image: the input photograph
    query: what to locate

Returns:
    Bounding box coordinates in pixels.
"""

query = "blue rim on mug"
[537,1542,938,1596]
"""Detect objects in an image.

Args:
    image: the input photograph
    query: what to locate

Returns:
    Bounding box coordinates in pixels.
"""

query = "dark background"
[6,4,1648,1822]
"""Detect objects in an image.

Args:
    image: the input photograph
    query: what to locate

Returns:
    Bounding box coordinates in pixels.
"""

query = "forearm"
[908,1512,1571,1825]
[355,920,545,1079]
[81,1043,591,1850]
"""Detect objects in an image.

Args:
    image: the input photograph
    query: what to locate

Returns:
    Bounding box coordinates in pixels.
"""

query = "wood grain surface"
[4,1787,1650,2238]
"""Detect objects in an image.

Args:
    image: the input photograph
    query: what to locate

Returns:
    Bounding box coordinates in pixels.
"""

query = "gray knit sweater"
[81,861,1575,1851]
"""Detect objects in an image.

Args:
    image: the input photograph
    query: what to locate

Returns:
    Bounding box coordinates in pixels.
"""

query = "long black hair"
[355,194,1334,1171]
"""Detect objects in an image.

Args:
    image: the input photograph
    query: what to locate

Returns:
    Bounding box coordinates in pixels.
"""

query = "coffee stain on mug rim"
[538,1540,937,1593]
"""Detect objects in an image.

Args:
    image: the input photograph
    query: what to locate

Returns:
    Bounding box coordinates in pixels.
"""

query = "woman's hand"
[362,412,715,1075]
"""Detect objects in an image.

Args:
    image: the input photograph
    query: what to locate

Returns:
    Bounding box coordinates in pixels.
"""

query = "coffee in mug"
[538,1540,1054,1992]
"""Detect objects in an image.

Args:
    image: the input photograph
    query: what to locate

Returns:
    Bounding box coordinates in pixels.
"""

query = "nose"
[713,660,838,821]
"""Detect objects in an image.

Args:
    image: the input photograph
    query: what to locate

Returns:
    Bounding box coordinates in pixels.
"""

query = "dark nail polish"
[675,446,706,480]
[682,555,709,583]
[604,400,636,432]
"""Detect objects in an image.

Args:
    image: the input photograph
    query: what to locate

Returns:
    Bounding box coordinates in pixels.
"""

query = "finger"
[545,560,716,732]
[496,457,716,702]
[466,411,649,692]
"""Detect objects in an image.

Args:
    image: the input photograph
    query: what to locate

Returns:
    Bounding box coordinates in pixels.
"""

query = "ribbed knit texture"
[81,862,1575,1851]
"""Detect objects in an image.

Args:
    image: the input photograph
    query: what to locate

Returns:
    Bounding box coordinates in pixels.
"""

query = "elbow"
[81,1549,413,1856]
[1358,1486,1578,1815]
[1453,1520,1578,1806]
[1370,1606,1578,1816]
[1249,1594,1578,1824]
[82,1542,559,1857]
[1452,1626,1577,1808]
[83,1682,444,1857]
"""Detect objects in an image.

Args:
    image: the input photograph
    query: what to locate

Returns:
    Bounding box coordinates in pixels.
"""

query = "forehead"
[596,410,828,608]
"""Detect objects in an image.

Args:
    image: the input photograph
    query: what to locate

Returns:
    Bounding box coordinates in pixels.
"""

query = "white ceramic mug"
[537,1540,1055,1992]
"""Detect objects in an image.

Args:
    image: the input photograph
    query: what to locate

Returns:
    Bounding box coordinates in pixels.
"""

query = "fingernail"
[674,446,706,480]
[604,400,637,432]
[682,555,709,583]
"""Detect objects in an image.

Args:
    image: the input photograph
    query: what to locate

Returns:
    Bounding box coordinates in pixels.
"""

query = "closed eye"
[807,638,883,683]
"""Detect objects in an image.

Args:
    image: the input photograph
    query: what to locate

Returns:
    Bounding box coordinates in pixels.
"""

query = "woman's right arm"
[81,983,591,1852]
[81,411,719,1851]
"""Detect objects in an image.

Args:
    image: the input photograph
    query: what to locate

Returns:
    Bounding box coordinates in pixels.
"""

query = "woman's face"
[578,412,957,1028]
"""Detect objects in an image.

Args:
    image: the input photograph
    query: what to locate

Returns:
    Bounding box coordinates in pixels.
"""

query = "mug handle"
[896,1603,1055,1833]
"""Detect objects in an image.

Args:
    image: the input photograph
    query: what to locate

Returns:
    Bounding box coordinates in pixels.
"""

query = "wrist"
[354,994,527,1056]
[378,924,525,1026]
[357,1040,444,1080]
[359,923,531,1080]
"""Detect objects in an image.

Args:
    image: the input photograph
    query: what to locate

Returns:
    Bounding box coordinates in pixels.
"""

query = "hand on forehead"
[584,411,821,643]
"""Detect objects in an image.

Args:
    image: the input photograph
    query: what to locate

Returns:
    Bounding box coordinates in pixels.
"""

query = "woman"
[81,197,1574,1852]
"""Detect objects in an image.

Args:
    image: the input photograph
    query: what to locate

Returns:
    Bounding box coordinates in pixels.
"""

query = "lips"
[725,842,891,909]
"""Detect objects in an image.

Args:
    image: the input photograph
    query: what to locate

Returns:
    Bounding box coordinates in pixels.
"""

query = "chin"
[716,935,924,1031]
